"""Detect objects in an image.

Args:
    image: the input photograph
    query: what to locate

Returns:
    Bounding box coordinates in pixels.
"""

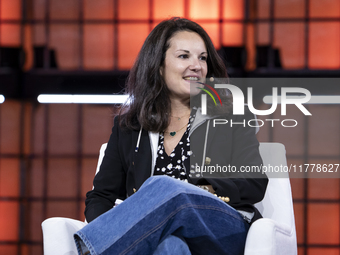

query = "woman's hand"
[197,185,214,194]
[197,185,230,202]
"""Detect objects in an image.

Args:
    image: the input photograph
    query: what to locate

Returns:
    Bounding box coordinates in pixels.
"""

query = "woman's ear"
[159,66,163,76]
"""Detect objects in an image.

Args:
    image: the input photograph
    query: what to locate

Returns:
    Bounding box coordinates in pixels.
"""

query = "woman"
[74,18,268,255]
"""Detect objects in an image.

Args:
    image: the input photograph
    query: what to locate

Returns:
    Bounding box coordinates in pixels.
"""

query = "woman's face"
[161,31,208,100]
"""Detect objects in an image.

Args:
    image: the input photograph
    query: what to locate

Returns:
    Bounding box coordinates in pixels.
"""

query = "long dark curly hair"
[119,17,232,132]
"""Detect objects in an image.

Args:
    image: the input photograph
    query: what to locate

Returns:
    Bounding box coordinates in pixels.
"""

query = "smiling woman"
[73,18,267,255]
[118,18,228,134]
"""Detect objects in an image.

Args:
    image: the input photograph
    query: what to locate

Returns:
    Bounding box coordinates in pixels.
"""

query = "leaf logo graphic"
[197,82,223,106]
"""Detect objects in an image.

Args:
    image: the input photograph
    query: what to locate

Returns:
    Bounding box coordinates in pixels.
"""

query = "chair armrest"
[244,218,297,255]
[41,217,87,255]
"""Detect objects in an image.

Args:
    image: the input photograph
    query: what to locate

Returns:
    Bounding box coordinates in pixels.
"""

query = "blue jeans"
[74,176,250,255]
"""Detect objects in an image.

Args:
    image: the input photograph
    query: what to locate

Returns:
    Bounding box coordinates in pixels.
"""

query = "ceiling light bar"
[37,94,130,104]
[0,95,4,104]
[263,95,340,104]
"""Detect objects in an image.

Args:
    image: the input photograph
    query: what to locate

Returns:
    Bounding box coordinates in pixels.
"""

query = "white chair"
[244,143,297,255]
[42,143,297,255]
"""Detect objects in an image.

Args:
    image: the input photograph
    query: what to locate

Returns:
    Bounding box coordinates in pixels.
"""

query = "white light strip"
[0,95,4,104]
[37,94,130,104]
[263,95,340,104]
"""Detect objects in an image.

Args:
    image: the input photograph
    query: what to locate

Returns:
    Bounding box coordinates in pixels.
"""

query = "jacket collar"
[189,107,214,136]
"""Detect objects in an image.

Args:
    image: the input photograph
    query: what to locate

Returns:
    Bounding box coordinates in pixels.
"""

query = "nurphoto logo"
[195,78,312,128]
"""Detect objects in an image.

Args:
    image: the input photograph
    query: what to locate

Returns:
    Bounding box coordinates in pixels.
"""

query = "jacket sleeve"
[85,117,127,222]
[202,109,268,215]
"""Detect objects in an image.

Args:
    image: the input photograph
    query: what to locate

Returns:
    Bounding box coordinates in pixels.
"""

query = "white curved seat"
[42,143,297,255]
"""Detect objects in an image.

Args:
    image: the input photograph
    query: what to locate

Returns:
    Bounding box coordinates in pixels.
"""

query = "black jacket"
[85,108,268,223]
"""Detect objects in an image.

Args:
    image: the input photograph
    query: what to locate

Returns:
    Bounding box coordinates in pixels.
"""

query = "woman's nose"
[189,58,202,71]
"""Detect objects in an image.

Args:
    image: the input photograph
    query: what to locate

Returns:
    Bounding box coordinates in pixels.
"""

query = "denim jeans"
[74,176,250,255]
[154,235,191,255]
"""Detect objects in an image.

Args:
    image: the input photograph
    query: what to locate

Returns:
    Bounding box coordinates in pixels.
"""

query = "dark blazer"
[85,108,268,223]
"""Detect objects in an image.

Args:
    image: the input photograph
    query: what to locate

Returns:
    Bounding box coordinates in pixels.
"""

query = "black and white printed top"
[153,110,197,181]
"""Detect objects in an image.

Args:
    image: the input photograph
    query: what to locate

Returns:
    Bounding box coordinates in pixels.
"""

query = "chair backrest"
[256,143,295,229]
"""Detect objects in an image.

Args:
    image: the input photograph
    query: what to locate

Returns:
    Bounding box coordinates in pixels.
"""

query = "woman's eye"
[179,54,189,59]
[200,56,207,61]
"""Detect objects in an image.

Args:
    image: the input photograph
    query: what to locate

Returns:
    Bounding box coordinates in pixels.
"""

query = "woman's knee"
[141,176,212,199]
[140,176,196,198]
[143,175,182,188]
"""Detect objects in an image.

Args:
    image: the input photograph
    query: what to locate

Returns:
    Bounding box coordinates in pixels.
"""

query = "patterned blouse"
[153,109,197,181]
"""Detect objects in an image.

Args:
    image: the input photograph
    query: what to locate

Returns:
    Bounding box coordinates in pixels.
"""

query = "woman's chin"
[189,82,203,96]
